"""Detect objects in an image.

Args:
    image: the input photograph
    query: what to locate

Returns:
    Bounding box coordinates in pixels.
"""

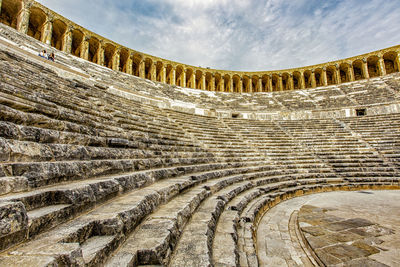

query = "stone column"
[378,57,386,76]
[0,0,3,16]
[322,68,328,86]
[311,71,317,88]
[210,75,215,91]
[139,60,145,78]
[170,67,176,85]
[41,16,53,45]
[289,74,294,90]
[394,53,400,73]
[161,66,166,83]
[335,65,341,84]
[220,78,225,92]
[277,74,282,91]
[248,79,253,93]
[96,41,105,66]
[348,66,355,82]
[268,75,273,92]
[151,64,157,81]
[125,52,133,75]
[300,73,306,89]
[80,35,90,61]
[229,77,234,92]
[62,26,73,54]
[17,5,31,34]
[191,72,196,89]
[258,78,262,92]
[112,49,120,71]
[362,58,369,79]
[182,70,186,88]
[201,74,206,90]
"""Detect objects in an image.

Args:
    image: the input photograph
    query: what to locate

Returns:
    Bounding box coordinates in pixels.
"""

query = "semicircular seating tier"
[0,2,400,267]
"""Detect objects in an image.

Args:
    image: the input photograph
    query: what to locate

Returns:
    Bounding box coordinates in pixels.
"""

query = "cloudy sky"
[36,0,400,71]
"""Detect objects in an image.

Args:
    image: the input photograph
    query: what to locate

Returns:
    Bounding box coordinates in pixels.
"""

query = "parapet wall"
[1,0,400,94]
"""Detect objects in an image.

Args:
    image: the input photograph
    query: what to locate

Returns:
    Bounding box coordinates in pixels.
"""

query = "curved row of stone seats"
[276,119,398,179]
[1,22,400,267]
[167,176,399,267]
[2,22,400,115]
[0,51,198,148]
[339,113,400,169]
[0,47,276,254]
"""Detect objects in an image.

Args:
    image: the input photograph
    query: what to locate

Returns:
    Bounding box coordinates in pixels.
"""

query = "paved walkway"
[256,190,400,267]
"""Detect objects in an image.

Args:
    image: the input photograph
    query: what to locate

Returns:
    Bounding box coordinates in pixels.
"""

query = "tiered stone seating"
[277,119,398,181]
[340,114,400,169]
[0,22,400,267]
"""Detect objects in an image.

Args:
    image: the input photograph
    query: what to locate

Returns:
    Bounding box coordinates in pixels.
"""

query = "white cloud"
[36,0,400,71]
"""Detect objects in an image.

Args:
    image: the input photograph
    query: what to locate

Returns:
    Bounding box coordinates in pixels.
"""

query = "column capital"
[45,13,54,23]
[83,34,91,42]
[362,57,367,63]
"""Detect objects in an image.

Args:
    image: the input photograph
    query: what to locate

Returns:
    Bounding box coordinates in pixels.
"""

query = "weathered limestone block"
[0,176,29,195]
[0,201,28,251]
[0,255,58,267]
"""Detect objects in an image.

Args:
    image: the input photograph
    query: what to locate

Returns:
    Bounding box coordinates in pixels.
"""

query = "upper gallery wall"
[1,0,400,93]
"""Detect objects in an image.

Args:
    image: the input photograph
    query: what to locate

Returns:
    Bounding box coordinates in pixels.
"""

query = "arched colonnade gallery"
[1,0,400,93]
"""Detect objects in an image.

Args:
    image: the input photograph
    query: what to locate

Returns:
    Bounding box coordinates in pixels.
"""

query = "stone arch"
[303,70,312,89]
[282,73,290,90]
[339,63,351,83]
[352,60,363,81]
[261,75,269,92]
[186,68,194,88]
[293,71,301,90]
[271,74,279,91]
[70,29,84,57]
[175,65,184,87]
[195,70,203,90]
[155,61,164,82]
[367,56,380,78]
[0,0,22,29]
[326,66,336,85]
[88,37,100,64]
[145,58,153,80]
[232,75,241,93]
[314,68,323,87]
[51,19,66,51]
[132,54,142,77]
[119,48,130,73]
[224,74,231,92]
[205,72,213,91]
[103,43,116,69]
[252,76,260,92]
[27,7,46,41]
[243,75,251,93]
[215,73,222,92]
[166,64,174,85]
[383,51,399,74]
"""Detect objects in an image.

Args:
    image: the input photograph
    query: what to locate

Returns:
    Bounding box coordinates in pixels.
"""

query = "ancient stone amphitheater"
[1,1,400,266]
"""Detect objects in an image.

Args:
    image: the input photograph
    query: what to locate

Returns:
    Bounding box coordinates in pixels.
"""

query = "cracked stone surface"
[257,190,400,267]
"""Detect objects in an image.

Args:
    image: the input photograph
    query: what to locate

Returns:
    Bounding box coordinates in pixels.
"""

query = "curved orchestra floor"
[256,190,400,267]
